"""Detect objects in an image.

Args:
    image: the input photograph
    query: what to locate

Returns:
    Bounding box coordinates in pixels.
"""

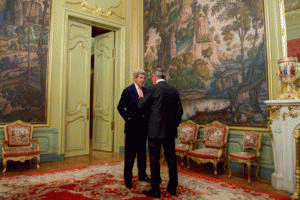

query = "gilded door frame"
[60,8,126,155]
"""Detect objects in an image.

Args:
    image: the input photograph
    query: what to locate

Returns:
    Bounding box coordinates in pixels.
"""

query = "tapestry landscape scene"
[0,0,51,124]
[144,0,268,127]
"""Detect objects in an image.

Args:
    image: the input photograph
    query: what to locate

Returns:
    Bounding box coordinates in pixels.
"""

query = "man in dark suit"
[139,68,183,198]
[117,69,150,189]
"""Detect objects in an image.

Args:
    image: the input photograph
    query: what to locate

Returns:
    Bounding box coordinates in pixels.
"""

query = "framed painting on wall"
[0,0,51,124]
[143,0,269,129]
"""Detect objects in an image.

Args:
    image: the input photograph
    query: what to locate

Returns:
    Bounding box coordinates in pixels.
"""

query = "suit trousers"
[124,131,147,183]
[148,137,178,189]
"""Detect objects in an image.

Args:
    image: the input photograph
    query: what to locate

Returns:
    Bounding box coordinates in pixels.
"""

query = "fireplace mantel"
[265,100,300,193]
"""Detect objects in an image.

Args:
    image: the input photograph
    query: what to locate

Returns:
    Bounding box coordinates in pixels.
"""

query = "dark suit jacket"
[139,81,183,139]
[117,84,147,134]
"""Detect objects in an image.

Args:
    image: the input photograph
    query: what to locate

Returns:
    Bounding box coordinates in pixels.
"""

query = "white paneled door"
[92,32,115,151]
[65,19,91,157]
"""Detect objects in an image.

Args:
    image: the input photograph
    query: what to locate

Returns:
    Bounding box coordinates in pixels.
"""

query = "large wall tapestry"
[0,0,51,124]
[144,0,268,128]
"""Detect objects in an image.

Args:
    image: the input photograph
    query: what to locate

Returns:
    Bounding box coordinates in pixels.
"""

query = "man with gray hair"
[139,68,183,198]
[117,69,150,189]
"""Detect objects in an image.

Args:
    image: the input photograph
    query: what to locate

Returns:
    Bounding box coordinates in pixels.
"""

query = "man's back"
[144,81,183,139]
[140,70,182,197]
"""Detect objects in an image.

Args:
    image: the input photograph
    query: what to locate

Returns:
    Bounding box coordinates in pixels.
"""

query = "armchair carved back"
[177,120,200,151]
[203,121,229,149]
[4,120,33,148]
[186,121,229,176]
[1,120,40,175]
[243,132,262,157]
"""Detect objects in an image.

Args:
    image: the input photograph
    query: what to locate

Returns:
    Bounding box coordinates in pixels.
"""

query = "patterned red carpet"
[0,161,291,200]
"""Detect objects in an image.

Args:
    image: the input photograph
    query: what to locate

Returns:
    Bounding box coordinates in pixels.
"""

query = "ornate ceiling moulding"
[65,0,125,21]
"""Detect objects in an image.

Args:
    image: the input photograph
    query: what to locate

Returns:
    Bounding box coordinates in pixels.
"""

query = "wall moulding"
[65,0,125,21]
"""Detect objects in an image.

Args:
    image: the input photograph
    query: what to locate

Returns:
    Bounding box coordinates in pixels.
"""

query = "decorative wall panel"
[65,0,125,22]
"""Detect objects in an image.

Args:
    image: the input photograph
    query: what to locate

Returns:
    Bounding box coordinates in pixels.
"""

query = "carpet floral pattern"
[0,161,290,200]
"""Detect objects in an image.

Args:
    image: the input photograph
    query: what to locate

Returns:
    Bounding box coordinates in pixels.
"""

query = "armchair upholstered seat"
[1,120,40,175]
[228,132,262,184]
[175,120,200,166]
[187,121,229,176]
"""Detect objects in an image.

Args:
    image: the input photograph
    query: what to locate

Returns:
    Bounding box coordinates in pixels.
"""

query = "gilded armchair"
[1,120,40,175]
[187,121,229,176]
[228,132,262,184]
[175,120,200,167]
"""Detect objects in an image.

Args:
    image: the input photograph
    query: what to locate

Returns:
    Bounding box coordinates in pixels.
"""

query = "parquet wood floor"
[0,151,291,198]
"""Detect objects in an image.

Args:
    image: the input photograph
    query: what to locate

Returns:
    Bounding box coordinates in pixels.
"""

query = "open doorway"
[89,26,113,155]
[64,16,120,158]
[90,26,109,140]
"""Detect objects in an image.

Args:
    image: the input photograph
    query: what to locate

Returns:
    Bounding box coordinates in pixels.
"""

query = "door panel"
[93,32,115,151]
[65,19,91,157]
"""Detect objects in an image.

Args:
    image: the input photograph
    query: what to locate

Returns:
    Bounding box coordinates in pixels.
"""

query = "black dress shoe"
[142,189,161,198]
[139,177,151,183]
[167,187,176,195]
[125,182,133,189]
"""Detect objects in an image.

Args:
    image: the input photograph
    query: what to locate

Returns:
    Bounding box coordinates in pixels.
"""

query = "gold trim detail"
[65,0,125,20]
[282,106,300,120]
[268,106,280,124]
[267,106,281,139]
[94,105,109,122]
[68,41,87,50]
[293,128,300,199]
[66,102,87,116]
[65,0,82,3]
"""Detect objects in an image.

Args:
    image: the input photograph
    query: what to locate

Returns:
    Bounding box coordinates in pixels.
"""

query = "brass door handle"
[87,108,90,121]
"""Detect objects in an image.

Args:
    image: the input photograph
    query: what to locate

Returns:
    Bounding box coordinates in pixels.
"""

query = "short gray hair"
[152,69,165,79]
[133,69,146,78]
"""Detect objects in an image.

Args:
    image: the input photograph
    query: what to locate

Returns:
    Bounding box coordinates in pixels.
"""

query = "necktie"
[138,87,143,98]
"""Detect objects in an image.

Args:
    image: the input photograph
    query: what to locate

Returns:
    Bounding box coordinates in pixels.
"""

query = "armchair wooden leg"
[228,158,232,179]
[213,161,218,176]
[37,156,40,170]
[256,161,260,182]
[242,163,245,178]
[187,157,191,169]
[180,157,184,167]
[3,159,7,176]
[247,162,251,184]
[223,159,227,172]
